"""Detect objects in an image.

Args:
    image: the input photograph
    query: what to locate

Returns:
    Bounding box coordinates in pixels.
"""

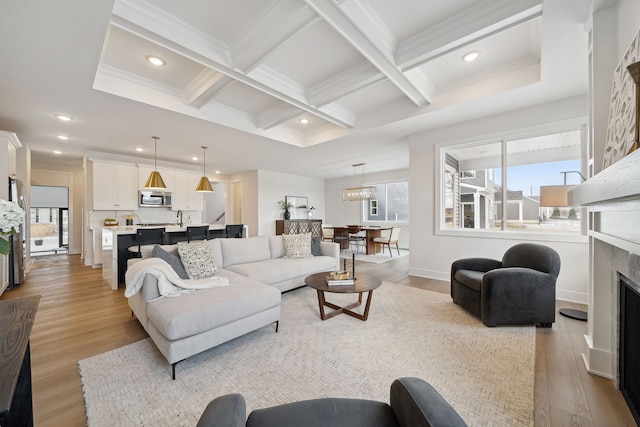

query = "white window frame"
[434,122,588,243]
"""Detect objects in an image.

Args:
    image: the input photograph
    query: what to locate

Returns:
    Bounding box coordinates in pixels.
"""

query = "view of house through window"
[30,185,69,255]
[441,130,581,233]
[365,181,409,222]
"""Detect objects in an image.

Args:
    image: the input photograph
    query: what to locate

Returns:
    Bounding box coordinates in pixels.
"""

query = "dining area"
[322,225,401,256]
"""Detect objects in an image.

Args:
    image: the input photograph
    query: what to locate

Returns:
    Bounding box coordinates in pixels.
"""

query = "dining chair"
[321,224,334,242]
[346,225,366,254]
[373,227,401,257]
[187,225,209,242]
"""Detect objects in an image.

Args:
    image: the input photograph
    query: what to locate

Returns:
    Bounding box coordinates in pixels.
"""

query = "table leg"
[315,291,374,321]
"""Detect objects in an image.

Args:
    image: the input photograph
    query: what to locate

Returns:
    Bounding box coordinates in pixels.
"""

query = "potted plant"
[279,200,293,219]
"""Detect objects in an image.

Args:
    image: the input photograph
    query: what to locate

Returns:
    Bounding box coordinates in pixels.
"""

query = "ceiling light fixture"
[462,51,480,62]
[144,136,167,190]
[146,55,165,66]
[299,118,309,124]
[195,146,213,192]
[53,150,62,154]
[342,163,377,201]
[55,114,72,121]
[135,147,143,152]
[57,135,69,140]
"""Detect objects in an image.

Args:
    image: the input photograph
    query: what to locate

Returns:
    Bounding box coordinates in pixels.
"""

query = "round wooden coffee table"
[305,272,382,321]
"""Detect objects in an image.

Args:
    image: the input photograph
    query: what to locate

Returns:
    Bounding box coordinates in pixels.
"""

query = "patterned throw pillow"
[282,232,313,259]
[177,240,220,279]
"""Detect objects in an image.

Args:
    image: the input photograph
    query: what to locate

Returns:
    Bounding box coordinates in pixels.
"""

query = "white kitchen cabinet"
[138,166,174,192]
[171,171,203,211]
[92,162,138,210]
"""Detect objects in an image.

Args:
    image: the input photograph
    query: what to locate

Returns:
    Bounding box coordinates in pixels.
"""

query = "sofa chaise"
[126,234,339,379]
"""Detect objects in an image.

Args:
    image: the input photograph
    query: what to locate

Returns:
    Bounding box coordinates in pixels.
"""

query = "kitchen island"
[101,224,245,290]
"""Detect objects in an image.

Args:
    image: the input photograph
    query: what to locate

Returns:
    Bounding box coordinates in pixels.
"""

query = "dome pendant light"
[195,146,214,192]
[144,136,167,190]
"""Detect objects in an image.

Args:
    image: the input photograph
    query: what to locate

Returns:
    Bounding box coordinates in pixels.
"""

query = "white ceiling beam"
[111,0,355,129]
[184,69,234,109]
[256,104,303,130]
[396,0,543,70]
[231,2,320,73]
[308,61,383,107]
[305,0,431,107]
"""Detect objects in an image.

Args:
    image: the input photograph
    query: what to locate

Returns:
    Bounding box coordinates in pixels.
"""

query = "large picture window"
[439,130,582,234]
[365,181,409,222]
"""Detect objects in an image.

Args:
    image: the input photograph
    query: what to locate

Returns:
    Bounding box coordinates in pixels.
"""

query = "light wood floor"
[1,254,636,426]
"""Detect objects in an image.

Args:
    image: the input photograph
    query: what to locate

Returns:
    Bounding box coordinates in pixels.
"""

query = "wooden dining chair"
[373,226,401,257]
[321,224,334,242]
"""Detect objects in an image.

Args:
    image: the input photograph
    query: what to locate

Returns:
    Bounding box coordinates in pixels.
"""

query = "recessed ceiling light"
[299,118,309,124]
[462,51,480,62]
[192,156,199,161]
[55,114,73,121]
[53,150,62,154]
[57,135,69,140]
[135,147,144,152]
[215,170,221,174]
[146,55,165,66]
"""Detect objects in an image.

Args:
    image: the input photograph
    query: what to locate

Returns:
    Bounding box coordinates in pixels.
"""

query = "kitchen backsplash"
[90,207,204,228]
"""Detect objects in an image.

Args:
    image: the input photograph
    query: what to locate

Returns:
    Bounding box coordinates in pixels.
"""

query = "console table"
[0,295,40,427]
[275,219,323,238]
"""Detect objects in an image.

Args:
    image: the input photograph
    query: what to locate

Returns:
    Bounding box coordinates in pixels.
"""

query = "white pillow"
[178,240,220,279]
[282,232,313,259]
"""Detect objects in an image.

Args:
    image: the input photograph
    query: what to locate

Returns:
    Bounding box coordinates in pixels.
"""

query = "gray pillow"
[311,236,322,256]
[151,245,189,279]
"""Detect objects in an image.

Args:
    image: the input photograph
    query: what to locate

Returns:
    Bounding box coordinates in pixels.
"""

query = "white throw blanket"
[124,257,229,298]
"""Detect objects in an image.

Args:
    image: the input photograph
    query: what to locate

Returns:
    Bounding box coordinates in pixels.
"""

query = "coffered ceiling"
[0,0,590,178]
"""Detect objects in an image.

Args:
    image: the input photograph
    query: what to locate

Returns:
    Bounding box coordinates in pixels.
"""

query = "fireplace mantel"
[569,149,640,206]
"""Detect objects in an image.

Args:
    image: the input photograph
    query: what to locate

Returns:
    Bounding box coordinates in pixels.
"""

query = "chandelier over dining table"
[342,163,377,201]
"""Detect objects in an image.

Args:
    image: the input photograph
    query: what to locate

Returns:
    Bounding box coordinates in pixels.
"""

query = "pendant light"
[144,136,167,190]
[342,163,377,201]
[195,146,213,192]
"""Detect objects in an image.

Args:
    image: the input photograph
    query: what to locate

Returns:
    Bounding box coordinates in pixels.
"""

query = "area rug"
[78,284,535,427]
[339,248,409,264]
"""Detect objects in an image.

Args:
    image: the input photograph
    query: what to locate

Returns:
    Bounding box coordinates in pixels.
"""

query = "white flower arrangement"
[0,199,25,255]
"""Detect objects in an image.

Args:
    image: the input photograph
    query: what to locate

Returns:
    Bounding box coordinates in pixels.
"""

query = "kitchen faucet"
[177,210,183,227]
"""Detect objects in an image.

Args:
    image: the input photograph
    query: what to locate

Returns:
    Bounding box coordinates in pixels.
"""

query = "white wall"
[324,169,410,249]
[258,170,325,236]
[408,96,590,303]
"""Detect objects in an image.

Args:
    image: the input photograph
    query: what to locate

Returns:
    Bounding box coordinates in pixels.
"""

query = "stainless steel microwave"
[139,191,172,207]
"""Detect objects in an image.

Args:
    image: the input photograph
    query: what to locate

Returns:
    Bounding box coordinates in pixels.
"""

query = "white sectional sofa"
[126,235,340,379]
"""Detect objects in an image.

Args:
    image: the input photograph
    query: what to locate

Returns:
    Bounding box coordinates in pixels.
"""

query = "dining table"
[329,226,392,255]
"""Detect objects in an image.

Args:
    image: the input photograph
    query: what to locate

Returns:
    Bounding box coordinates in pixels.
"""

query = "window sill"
[435,228,588,244]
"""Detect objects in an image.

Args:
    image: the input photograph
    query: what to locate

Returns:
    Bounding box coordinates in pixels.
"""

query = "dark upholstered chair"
[451,243,560,327]
[196,377,467,427]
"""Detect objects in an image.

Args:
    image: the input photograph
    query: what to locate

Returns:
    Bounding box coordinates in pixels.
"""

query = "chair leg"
[395,242,400,256]
[387,243,392,257]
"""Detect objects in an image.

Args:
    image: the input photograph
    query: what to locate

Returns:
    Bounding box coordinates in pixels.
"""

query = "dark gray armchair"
[196,377,468,427]
[451,243,560,327]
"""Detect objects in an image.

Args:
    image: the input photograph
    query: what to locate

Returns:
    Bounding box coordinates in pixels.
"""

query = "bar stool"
[127,227,166,265]
[187,225,209,242]
[225,224,244,238]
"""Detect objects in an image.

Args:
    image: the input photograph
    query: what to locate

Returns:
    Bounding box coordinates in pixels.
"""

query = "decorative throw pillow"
[151,245,189,279]
[282,232,313,259]
[310,236,322,256]
[178,240,220,279]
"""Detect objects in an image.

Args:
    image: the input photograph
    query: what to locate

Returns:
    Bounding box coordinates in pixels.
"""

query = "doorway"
[30,185,69,256]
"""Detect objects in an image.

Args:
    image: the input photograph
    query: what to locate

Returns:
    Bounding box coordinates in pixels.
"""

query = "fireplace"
[620,274,640,424]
